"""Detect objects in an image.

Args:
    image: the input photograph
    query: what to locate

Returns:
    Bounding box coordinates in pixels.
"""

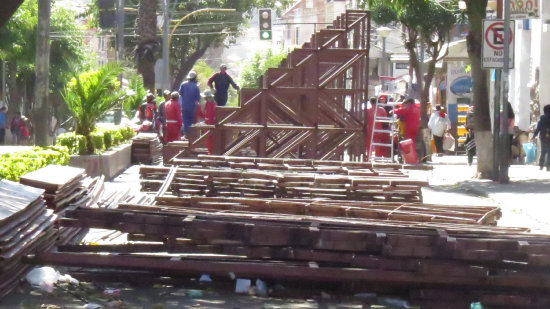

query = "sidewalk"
[408,154,550,233]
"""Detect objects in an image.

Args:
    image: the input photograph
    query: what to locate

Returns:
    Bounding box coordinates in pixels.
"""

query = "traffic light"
[259,9,272,40]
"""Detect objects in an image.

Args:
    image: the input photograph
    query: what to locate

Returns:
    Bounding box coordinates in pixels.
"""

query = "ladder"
[368,101,397,162]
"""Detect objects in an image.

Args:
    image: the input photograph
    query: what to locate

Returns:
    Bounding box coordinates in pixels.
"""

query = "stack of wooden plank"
[40,204,550,308]
[154,196,502,225]
[0,180,56,298]
[19,165,104,244]
[140,166,428,202]
[131,133,162,165]
[162,140,189,163]
[172,154,432,175]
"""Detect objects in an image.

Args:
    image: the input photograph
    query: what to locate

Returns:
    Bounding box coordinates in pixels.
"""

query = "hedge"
[56,125,135,155]
[0,146,70,181]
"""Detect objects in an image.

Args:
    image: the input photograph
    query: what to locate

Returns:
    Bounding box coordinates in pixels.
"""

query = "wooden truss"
[188,10,370,160]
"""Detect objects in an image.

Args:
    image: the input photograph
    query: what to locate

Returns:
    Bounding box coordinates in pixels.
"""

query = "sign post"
[499,0,512,184]
[482,19,515,69]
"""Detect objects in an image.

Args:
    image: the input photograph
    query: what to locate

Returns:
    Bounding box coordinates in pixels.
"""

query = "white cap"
[187,70,197,79]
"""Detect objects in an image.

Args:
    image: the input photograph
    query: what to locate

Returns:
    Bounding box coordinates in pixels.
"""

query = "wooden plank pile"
[19,165,105,244]
[172,154,432,174]
[0,180,56,298]
[140,166,428,202]
[154,196,501,225]
[162,140,189,163]
[131,133,162,165]
[37,204,550,308]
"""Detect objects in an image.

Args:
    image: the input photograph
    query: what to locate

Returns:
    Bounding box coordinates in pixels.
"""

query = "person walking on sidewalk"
[0,107,6,145]
[179,70,201,137]
[163,92,183,143]
[207,64,240,106]
[533,104,550,170]
[428,105,451,156]
[464,105,476,166]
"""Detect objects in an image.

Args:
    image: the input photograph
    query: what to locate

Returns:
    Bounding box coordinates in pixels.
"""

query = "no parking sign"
[482,19,515,69]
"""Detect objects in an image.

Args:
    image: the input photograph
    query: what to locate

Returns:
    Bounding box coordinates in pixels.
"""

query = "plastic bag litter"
[26,267,60,293]
[254,279,267,296]
[443,133,456,152]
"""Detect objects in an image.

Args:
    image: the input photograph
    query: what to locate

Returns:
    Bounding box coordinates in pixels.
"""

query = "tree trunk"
[7,61,18,115]
[466,0,492,178]
[34,0,51,146]
[171,42,210,90]
[0,0,24,29]
[135,0,158,92]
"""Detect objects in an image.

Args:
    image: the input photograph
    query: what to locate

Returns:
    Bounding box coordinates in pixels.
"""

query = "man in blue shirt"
[178,70,201,137]
[0,106,6,145]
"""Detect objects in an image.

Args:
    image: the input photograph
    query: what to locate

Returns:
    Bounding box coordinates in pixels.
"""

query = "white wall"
[509,21,532,131]
[539,2,550,117]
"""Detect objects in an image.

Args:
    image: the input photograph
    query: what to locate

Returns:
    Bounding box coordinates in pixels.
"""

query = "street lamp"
[376,26,392,91]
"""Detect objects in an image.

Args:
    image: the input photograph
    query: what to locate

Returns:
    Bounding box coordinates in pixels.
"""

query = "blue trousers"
[182,107,196,135]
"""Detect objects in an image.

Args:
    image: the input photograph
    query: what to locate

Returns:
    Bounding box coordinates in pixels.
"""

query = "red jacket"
[164,98,182,128]
[195,100,216,125]
[394,104,420,142]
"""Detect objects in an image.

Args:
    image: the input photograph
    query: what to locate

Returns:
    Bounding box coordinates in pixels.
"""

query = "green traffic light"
[261,31,271,40]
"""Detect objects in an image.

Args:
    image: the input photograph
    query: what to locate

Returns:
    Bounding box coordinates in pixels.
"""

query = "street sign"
[510,0,539,19]
[482,19,515,69]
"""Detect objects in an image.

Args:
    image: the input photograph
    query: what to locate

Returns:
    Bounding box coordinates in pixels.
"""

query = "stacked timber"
[154,196,502,225]
[131,133,162,165]
[47,204,550,308]
[162,140,189,163]
[19,165,105,244]
[172,154,432,174]
[140,166,427,202]
[0,180,56,298]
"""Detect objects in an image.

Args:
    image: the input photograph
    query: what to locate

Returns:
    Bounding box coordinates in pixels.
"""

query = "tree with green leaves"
[366,0,456,160]
[0,0,93,140]
[62,64,128,154]
[239,48,288,89]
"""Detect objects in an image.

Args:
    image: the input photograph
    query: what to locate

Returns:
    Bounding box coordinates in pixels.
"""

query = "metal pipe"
[499,0,511,183]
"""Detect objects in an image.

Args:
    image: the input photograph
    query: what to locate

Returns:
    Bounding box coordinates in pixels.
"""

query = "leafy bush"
[119,126,134,141]
[102,129,113,149]
[90,131,105,153]
[56,132,87,155]
[112,130,124,145]
[0,146,70,181]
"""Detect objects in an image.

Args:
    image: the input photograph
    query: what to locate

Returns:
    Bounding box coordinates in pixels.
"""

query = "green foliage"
[119,126,135,141]
[102,129,113,149]
[193,61,215,89]
[0,146,70,181]
[112,130,124,145]
[238,49,289,89]
[56,132,87,155]
[0,0,94,109]
[62,63,128,154]
[370,2,398,25]
[122,73,148,119]
[90,131,105,153]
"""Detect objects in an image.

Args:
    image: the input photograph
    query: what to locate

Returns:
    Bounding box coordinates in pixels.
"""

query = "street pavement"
[408,154,550,234]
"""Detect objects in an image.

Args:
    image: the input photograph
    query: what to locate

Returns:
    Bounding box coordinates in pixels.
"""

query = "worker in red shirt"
[366,97,390,160]
[195,89,217,154]
[163,92,183,143]
[394,97,420,144]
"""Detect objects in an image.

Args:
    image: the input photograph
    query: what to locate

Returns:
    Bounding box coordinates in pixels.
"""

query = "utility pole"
[499,0,511,183]
[114,0,124,125]
[34,0,51,146]
[162,0,170,91]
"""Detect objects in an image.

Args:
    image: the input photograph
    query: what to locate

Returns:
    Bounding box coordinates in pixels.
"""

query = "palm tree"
[62,64,127,154]
[134,0,159,92]
[122,73,148,119]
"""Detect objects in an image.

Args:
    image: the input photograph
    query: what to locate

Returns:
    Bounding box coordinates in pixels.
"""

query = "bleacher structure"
[188,10,371,161]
